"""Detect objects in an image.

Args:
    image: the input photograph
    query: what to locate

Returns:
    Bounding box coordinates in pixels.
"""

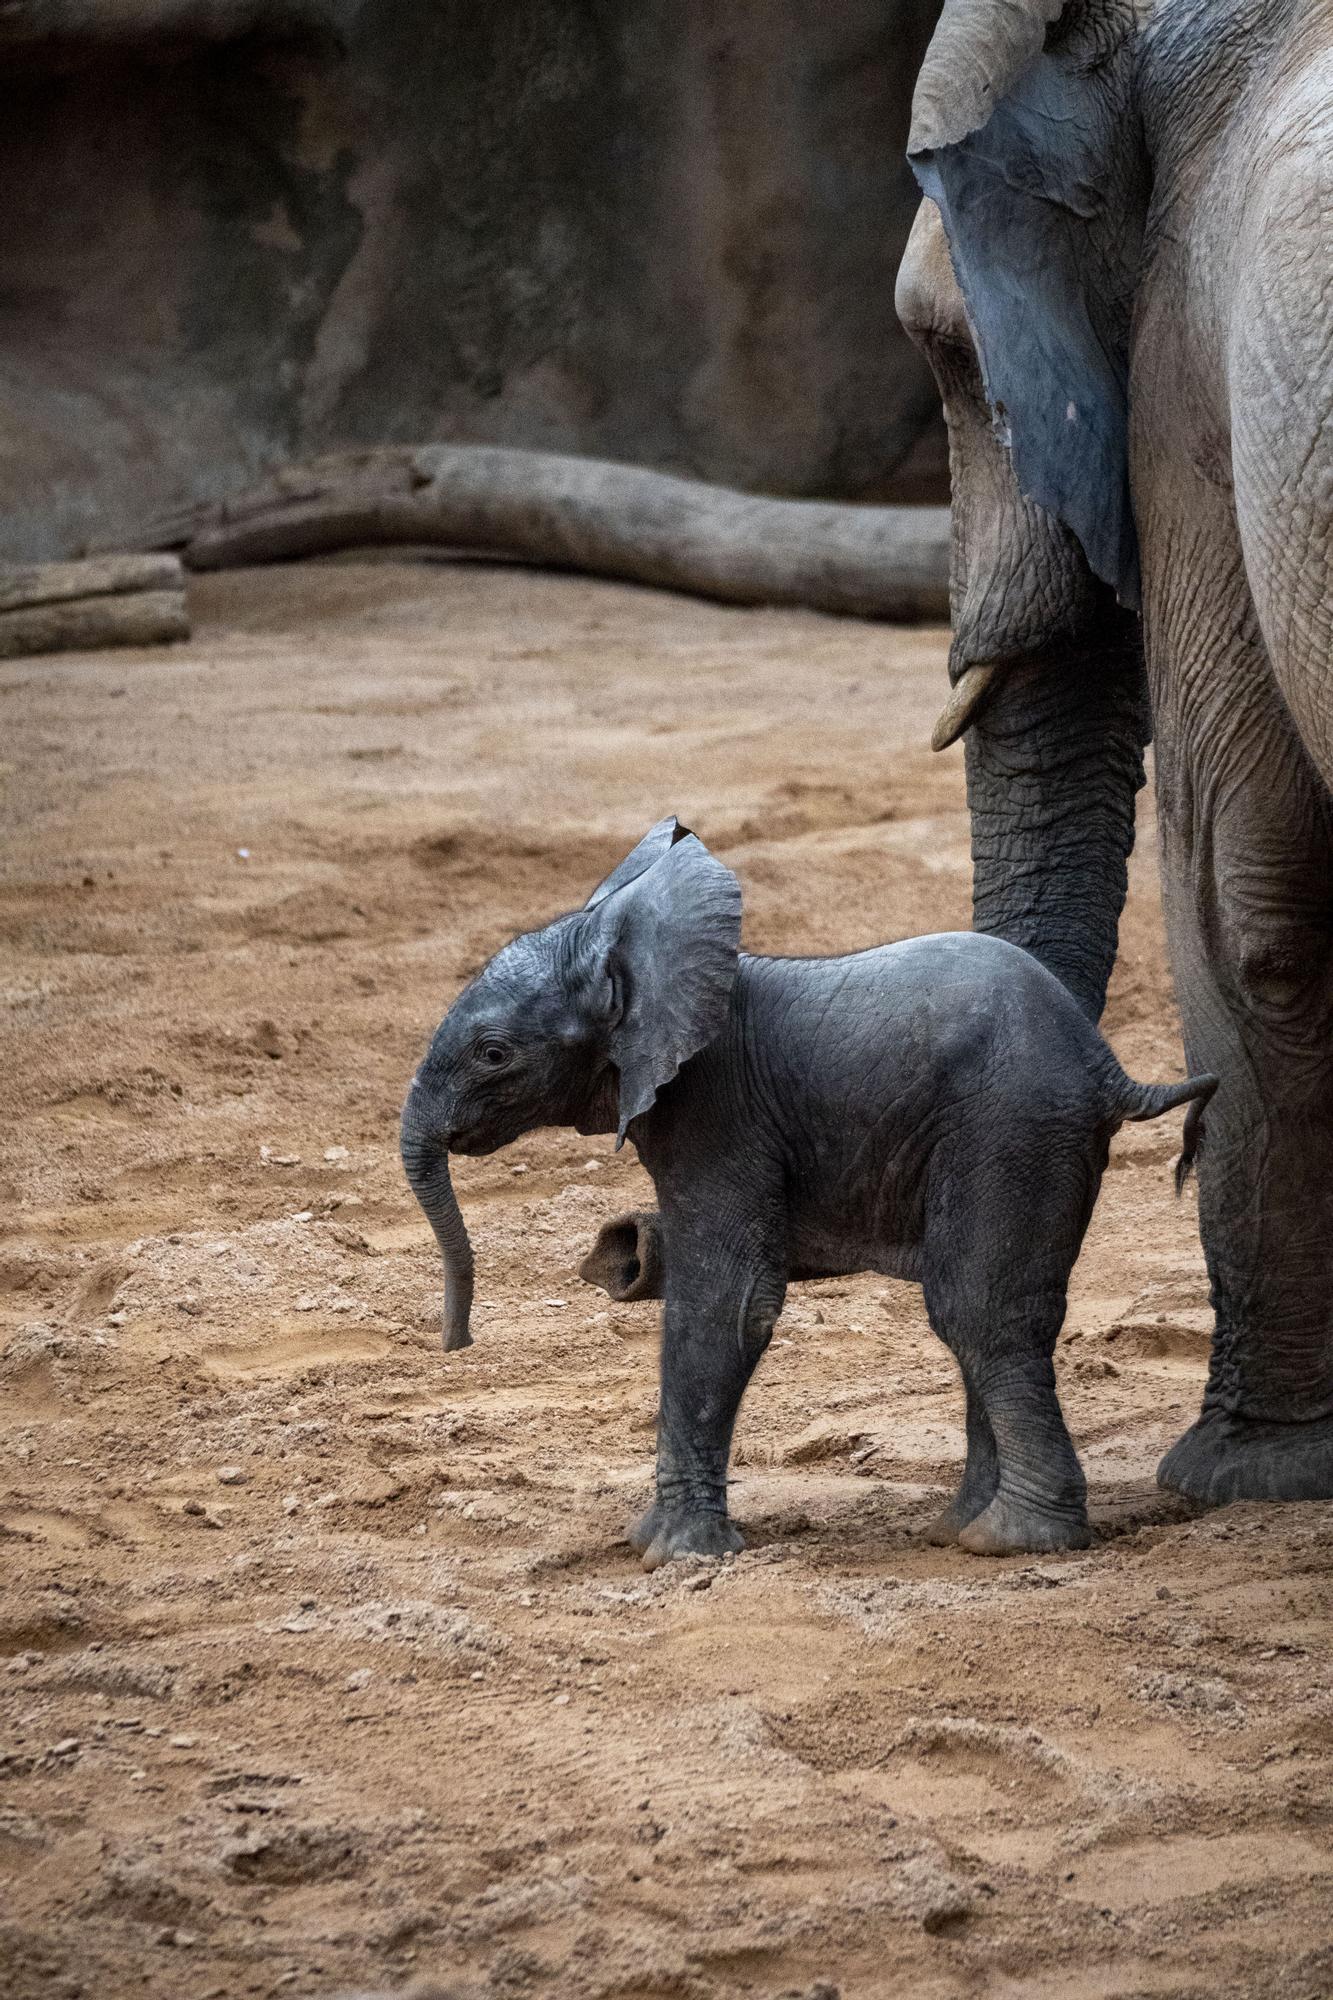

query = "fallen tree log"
[0,553,184,613]
[0,555,188,659]
[149,446,951,623]
[0,592,190,661]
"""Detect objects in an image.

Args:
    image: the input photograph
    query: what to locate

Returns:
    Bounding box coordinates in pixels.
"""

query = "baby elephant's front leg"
[631,1249,785,1570]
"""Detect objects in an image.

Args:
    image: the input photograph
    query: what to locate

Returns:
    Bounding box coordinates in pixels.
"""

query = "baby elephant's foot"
[956,1493,1090,1557]
[922,1498,980,1547]
[629,1501,743,1570]
[922,1481,997,1546]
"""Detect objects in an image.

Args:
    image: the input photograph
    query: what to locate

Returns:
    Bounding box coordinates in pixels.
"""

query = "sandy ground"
[2,561,1331,2000]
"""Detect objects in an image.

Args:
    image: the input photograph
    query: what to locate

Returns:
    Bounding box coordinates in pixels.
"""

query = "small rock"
[282,1495,301,1515]
[543,1299,569,1310]
[895,1854,973,1933]
[293,1294,318,1312]
[552,1692,571,1706]
[182,1499,205,1517]
[50,1739,80,1758]
[687,1574,713,1592]
[323,1146,350,1163]
[583,1159,602,1172]
[348,1471,406,1507]
[511,1163,529,1175]
[345,1668,372,1691]
[156,1926,199,1948]
[216,1466,246,1487]
[169,1734,197,1749]
[292,1210,314,1224]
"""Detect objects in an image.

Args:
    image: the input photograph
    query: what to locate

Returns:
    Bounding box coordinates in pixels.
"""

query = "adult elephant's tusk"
[930,662,1004,752]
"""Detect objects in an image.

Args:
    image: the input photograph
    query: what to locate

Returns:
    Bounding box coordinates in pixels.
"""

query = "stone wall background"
[0,0,944,560]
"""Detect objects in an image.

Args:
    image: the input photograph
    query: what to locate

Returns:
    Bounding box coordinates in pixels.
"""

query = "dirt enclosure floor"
[3,562,1332,2000]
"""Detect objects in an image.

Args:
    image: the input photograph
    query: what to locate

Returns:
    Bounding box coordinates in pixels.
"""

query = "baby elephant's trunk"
[400,1101,475,1350]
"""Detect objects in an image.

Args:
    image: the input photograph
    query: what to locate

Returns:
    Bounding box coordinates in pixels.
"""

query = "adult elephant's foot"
[628,1500,743,1570]
[1158,1409,1333,1504]
[626,1499,664,1554]
[956,1493,1091,1557]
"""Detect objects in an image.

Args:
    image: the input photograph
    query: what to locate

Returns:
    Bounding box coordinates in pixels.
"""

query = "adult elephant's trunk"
[400,1099,474,1351]
[963,622,1149,1021]
[898,198,1150,1025]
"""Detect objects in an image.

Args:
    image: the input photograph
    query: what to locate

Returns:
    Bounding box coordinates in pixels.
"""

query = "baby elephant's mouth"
[446,1125,508,1158]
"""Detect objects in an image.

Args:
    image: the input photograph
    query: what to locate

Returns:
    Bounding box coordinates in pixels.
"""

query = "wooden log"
[0,552,184,614]
[161,446,950,623]
[0,590,189,660]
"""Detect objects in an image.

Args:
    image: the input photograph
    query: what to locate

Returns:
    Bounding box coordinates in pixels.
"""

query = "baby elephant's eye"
[478,1039,509,1068]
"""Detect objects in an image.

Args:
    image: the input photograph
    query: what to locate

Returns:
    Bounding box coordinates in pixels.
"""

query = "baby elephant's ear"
[584,815,690,909]
[588,833,741,1144]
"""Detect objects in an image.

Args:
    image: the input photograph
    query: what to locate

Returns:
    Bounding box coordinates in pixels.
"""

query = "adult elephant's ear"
[584,833,741,1145]
[909,0,1145,605]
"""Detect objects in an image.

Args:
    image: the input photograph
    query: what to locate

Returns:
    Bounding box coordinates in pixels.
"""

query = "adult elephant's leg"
[1148,541,1333,1503]
[1153,174,1333,1504]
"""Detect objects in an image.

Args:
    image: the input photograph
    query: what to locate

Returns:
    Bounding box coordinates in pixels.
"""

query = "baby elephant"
[401,818,1216,1566]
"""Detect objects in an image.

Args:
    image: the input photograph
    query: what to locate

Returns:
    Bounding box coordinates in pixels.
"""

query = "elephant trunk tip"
[442,1250,475,1351]
[400,1116,476,1356]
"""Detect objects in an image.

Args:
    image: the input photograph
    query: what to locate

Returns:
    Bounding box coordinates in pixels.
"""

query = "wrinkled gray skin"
[892,0,1333,1506]
[403,818,1214,1567]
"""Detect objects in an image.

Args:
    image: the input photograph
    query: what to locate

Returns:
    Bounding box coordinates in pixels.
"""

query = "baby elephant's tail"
[1115,1071,1220,1195]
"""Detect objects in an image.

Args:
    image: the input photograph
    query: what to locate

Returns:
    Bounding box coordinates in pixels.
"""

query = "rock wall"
[0,0,944,561]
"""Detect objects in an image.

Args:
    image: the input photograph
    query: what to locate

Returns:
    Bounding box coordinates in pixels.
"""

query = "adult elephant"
[895,0,1333,1503]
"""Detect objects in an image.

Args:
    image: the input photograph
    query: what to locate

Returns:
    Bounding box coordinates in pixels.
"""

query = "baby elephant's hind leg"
[922,1368,999,1545]
[925,1241,1091,1553]
[956,1339,1089,1554]
[924,1135,1100,1554]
